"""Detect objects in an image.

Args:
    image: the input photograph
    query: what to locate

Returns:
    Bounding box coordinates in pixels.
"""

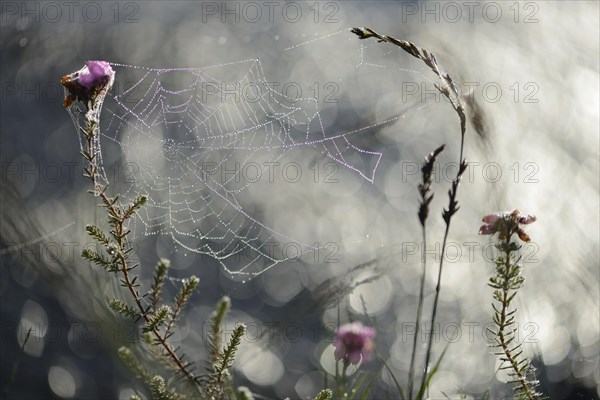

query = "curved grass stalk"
[351,28,468,398]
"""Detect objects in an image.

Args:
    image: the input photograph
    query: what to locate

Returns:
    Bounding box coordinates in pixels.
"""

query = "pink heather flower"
[78,61,114,89]
[61,60,115,108]
[482,213,505,225]
[479,211,509,235]
[333,322,375,365]
[478,210,537,242]
[478,222,498,235]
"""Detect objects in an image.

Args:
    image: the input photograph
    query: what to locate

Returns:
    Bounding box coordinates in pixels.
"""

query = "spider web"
[66,30,435,279]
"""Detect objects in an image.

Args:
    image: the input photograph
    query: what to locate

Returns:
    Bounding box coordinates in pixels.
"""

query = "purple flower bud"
[333,322,375,365]
[78,61,115,90]
[61,60,115,108]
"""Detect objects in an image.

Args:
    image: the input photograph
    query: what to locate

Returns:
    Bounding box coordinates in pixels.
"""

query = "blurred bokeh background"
[1,1,598,399]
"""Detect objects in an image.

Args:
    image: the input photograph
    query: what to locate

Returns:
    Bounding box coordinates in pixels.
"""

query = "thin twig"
[3,328,33,398]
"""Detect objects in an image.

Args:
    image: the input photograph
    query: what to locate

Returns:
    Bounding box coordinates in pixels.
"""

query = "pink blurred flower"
[333,322,375,365]
[78,61,114,89]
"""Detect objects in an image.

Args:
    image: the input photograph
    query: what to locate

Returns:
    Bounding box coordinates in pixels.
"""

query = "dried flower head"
[479,210,537,242]
[60,60,115,108]
[333,321,375,365]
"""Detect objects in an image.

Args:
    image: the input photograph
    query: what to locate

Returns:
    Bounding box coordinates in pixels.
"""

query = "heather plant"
[60,61,333,400]
[479,210,542,399]
[331,321,377,398]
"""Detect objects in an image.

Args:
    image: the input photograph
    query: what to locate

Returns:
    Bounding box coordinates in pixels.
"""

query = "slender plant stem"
[408,226,427,399]
[496,243,535,400]
[3,328,32,398]
[419,222,450,396]
[337,361,349,400]
[419,137,466,397]
[82,110,198,386]
[419,136,465,397]
[335,303,342,398]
